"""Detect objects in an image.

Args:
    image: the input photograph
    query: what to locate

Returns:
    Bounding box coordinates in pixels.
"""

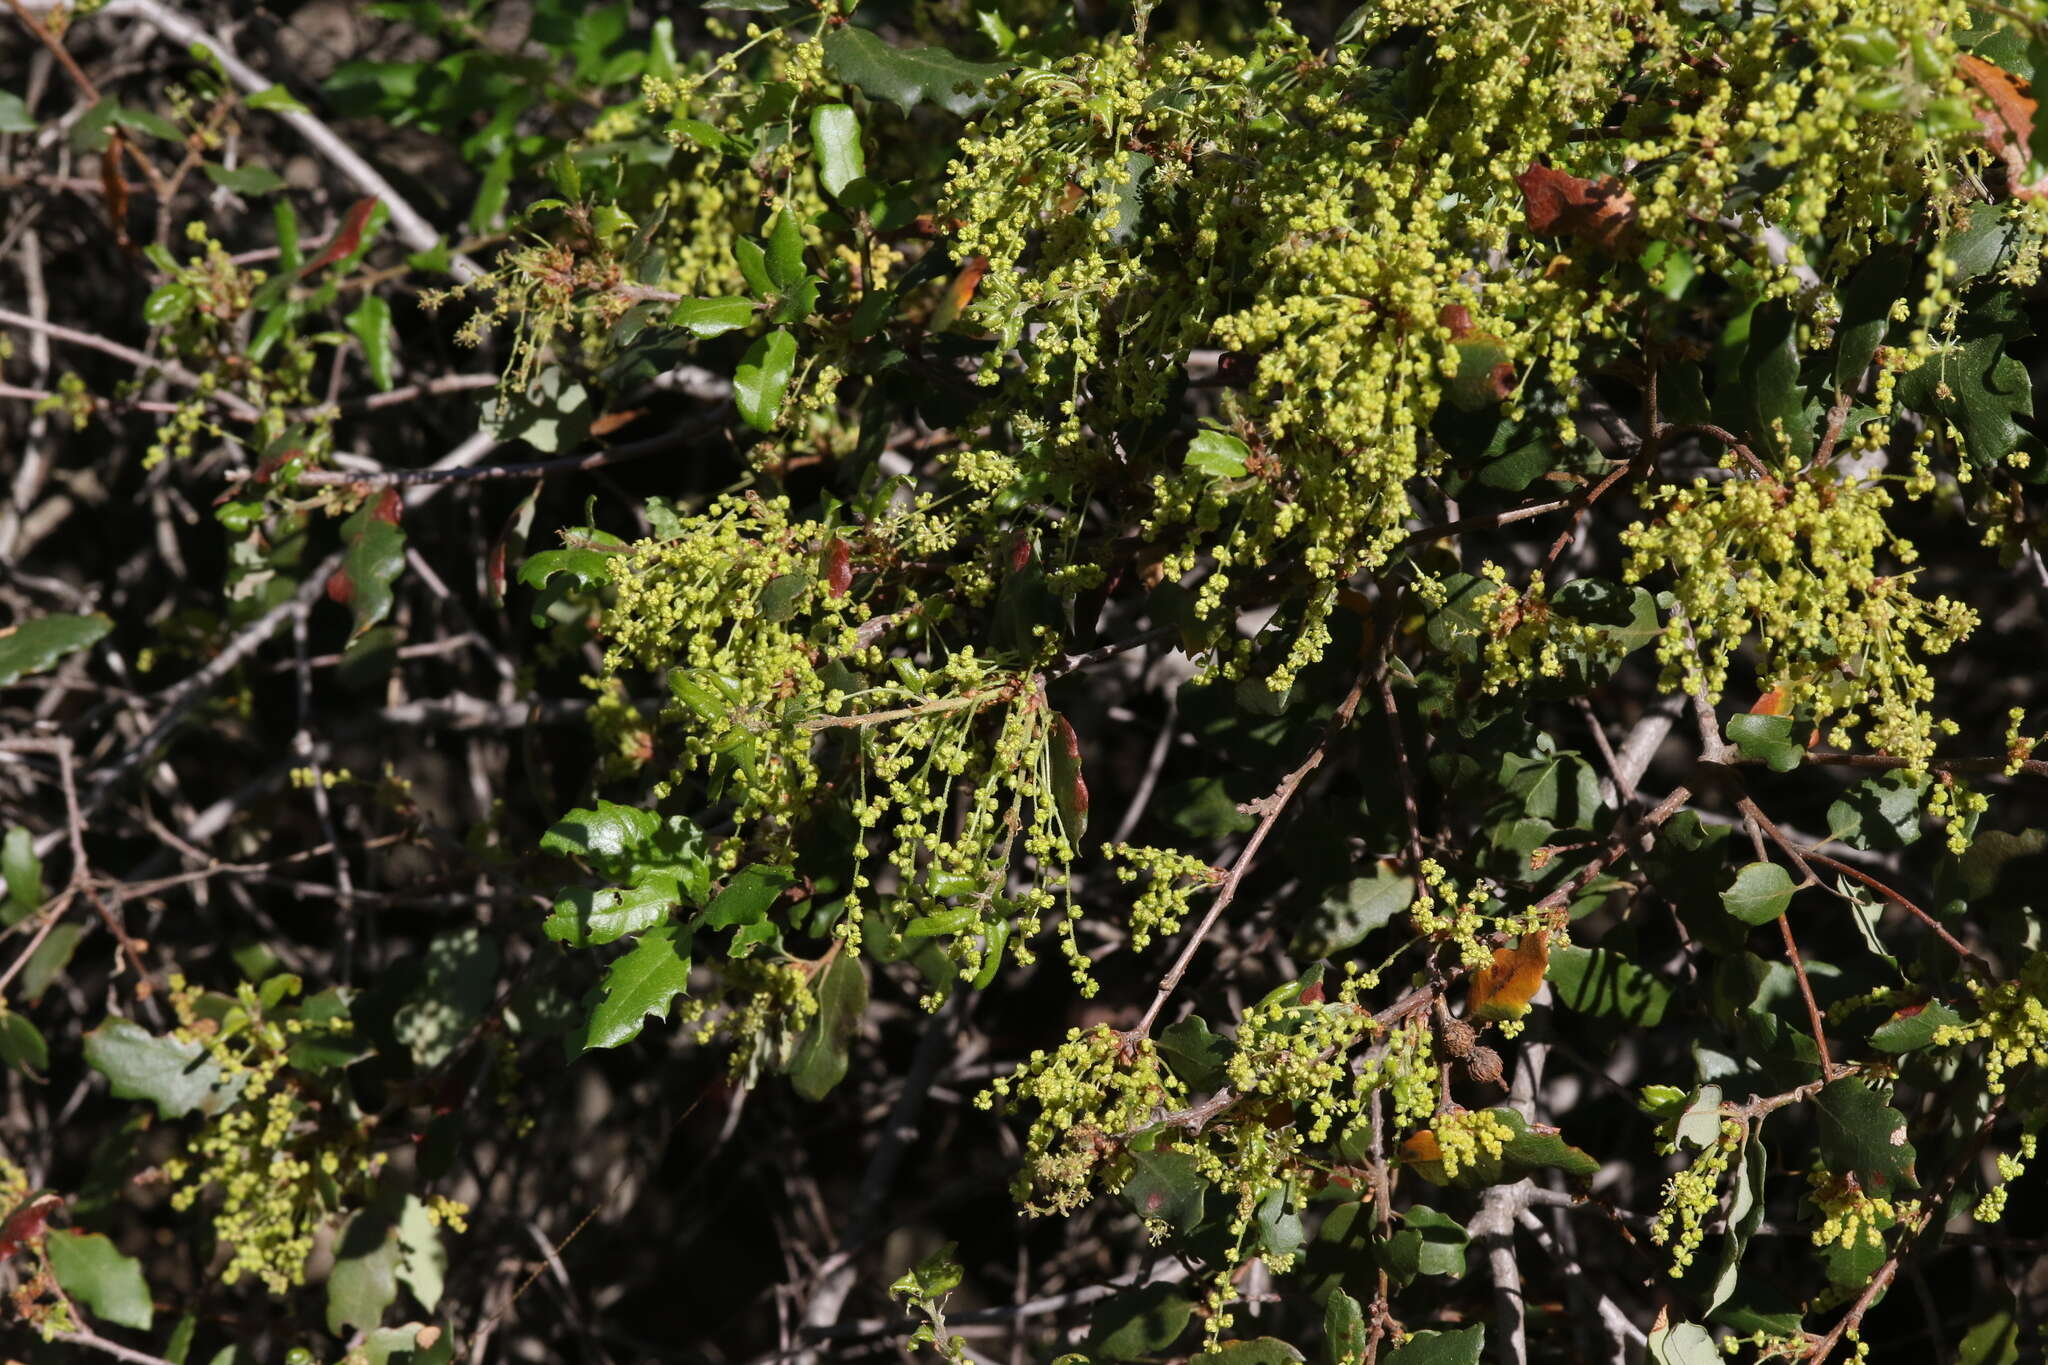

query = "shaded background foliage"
[0,3,2046,1365]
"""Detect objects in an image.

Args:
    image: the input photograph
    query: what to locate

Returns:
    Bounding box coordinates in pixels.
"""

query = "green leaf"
[820,27,1006,116]
[3,825,43,923]
[1722,861,1796,925]
[202,162,286,195]
[735,328,797,432]
[669,296,756,337]
[541,801,660,869]
[1835,248,1907,389]
[1868,1000,1962,1052]
[395,1196,447,1313]
[1157,1014,1232,1092]
[734,237,773,297]
[1383,1326,1484,1365]
[1048,713,1088,844]
[1324,1289,1366,1365]
[1187,429,1250,478]
[1814,1076,1918,1192]
[575,925,693,1052]
[1726,713,1805,772]
[1958,1309,2021,1365]
[702,864,796,930]
[810,103,865,198]
[246,84,309,114]
[1647,1321,1719,1365]
[765,208,806,290]
[0,612,113,686]
[144,283,192,325]
[519,548,614,594]
[335,491,405,639]
[1119,1149,1207,1231]
[790,948,866,1099]
[1381,1203,1468,1284]
[1897,290,2035,469]
[1737,302,1812,461]
[1547,944,1671,1025]
[1708,1131,1766,1315]
[0,1009,48,1075]
[46,1230,153,1330]
[545,880,680,948]
[480,367,593,454]
[1194,1342,1307,1365]
[20,921,82,1003]
[1291,865,1413,959]
[1255,1184,1305,1260]
[1826,772,1924,852]
[327,1209,402,1335]
[392,928,500,1069]
[0,91,35,133]
[84,1017,241,1118]
[1412,1108,1598,1188]
[1087,1283,1194,1361]
[346,295,396,391]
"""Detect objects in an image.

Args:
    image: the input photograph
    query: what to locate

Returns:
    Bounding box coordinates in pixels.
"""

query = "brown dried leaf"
[1516,163,1637,251]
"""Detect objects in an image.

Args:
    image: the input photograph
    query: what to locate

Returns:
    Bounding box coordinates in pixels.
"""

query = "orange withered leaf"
[1750,687,1789,716]
[1469,929,1550,1021]
[1958,54,2042,195]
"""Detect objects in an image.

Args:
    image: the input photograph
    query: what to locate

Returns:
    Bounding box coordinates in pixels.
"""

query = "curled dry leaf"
[1516,162,1638,250]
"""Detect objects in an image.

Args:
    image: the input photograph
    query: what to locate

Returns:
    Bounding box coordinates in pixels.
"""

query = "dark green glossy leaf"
[1291,864,1413,959]
[1087,1283,1194,1361]
[1120,1149,1206,1231]
[669,296,756,337]
[790,948,865,1099]
[702,864,796,930]
[1157,1013,1232,1092]
[574,925,692,1052]
[1727,713,1805,772]
[1547,944,1671,1025]
[735,328,797,432]
[0,612,112,687]
[1814,1076,1918,1193]
[346,295,396,390]
[820,27,1006,115]
[335,490,406,639]
[810,103,864,198]
[1383,1326,1484,1364]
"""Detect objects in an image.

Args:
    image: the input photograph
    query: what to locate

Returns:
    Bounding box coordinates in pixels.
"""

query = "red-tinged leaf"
[328,488,406,638]
[488,484,542,609]
[0,1193,61,1261]
[1049,713,1089,843]
[302,197,379,277]
[1470,930,1550,1021]
[1010,535,1032,572]
[822,537,853,598]
[1750,687,1788,716]
[1516,163,1637,251]
[930,255,989,331]
[1439,303,1475,340]
[101,140,131,248]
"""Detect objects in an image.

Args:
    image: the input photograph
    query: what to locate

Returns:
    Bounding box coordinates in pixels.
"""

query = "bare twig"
[96,0,485,280]
[1128,661,1376,1038]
